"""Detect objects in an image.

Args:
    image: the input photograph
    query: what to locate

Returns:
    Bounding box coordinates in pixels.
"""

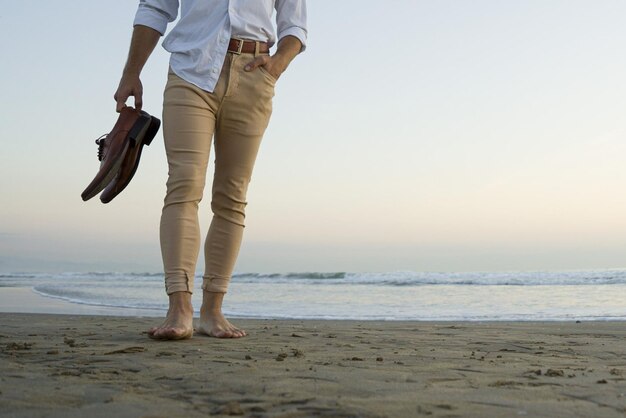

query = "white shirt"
[134,0,307,92]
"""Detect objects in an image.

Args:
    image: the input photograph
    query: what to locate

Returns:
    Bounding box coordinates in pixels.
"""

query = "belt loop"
[254,41,260,56]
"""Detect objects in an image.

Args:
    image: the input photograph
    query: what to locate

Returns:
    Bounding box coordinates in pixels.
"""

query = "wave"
[232,269,626,286]
[3,268,626,286]
[26,287,626,321]
[0,274,38,279]
[31,287,165,312]
[11,268,625,322]
[233,272,347,280]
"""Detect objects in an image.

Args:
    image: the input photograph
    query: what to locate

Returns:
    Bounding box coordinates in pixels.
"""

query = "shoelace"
[95,134,108,161]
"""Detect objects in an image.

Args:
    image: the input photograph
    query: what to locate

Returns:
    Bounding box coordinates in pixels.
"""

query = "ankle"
[201,307,224,317]
[168,291,193,313]
[201,290,225,315]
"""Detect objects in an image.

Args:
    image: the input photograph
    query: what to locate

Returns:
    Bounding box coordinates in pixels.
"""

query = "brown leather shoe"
[81,107,147,201]
[99,111,160,203]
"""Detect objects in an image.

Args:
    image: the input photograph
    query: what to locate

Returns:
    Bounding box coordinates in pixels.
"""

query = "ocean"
[1,269,625,321]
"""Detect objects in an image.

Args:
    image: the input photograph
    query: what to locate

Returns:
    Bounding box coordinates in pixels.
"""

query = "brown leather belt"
[228,38,270,54]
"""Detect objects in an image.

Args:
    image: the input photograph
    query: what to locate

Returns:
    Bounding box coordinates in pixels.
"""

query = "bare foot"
[148,291,194,340]
[197,290,247,338]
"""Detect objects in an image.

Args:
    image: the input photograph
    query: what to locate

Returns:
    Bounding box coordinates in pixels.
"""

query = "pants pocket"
[258,66,278,84]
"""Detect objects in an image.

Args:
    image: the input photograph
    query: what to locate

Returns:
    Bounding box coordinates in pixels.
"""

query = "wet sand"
[1,312,625,417]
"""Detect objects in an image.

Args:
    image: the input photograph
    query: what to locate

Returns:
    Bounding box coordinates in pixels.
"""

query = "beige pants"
[160,50,275,294]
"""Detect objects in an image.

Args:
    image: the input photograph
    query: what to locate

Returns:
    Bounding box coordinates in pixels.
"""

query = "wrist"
[122,69,141,79]
[271,52,291,69]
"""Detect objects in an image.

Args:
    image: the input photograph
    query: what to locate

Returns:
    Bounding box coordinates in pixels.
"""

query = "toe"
[148,326,161,334]
[231,329,244,338]
[166,329,181,339]
[148,328,163,340]
[223,329,235,338]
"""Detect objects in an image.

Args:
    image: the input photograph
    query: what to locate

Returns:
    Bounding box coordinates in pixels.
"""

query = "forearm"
[123,25,161,76]
[273,35,303,68]
[114,25,161,111]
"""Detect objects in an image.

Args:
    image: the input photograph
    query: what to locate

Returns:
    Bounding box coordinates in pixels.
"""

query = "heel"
[128,114,152,147]
[143,116,161,146]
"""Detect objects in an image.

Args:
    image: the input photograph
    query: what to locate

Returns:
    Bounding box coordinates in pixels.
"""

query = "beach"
[1,291,625,417]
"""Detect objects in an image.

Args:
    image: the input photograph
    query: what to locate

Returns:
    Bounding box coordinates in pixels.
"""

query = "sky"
[1,1,626,274]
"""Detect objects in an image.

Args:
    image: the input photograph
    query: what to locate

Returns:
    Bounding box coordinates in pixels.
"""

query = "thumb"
[244,56,268,71]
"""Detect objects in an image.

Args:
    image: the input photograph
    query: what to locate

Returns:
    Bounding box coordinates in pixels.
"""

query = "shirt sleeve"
[133,0,179,36]
[275,0,308,52]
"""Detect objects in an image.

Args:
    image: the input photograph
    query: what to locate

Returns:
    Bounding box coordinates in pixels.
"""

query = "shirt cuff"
[133,5,169,36]
[278,27,308,52]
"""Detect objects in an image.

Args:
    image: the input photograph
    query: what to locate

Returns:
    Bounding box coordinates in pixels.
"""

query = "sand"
[1,289,625,417]
[0,310,624,418]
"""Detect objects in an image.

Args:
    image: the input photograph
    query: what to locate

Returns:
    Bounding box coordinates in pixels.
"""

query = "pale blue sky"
[1,1,626,273]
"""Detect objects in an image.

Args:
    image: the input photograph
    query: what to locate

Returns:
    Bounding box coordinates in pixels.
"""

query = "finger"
[244,56,268,71]
[134,87,143,112]
[115,95,127,113]
[134,96,143,112]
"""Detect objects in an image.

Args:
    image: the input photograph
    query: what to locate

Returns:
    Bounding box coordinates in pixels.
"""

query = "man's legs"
[198,51,275,338]
[150,51,274,340]
[149,68,220,339]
